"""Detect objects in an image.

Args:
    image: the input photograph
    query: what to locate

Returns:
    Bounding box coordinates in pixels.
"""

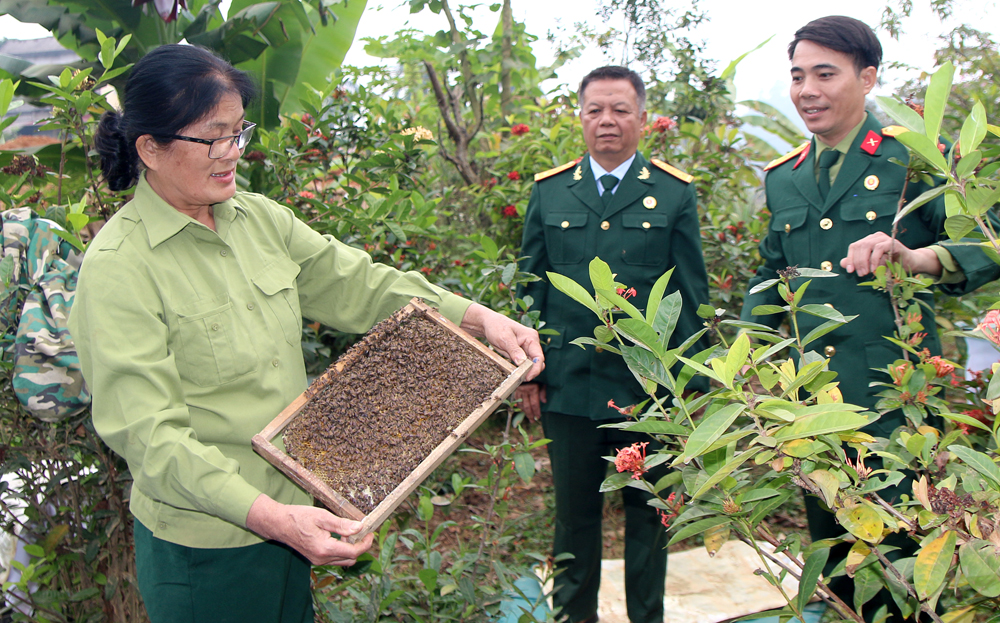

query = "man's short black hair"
[788,16,882,73]
[578,66,646,111]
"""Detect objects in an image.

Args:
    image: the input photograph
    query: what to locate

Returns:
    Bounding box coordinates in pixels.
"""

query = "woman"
[70,44,543,622]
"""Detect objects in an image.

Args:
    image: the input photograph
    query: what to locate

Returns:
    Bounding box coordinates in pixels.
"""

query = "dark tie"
[818,149,841,201]
[600,174,618,206]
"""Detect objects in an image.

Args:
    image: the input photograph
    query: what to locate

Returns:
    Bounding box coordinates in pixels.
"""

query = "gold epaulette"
[882,125,909,138]
[650,158,693,183]
[764,142,809,171]
[534,159,581,182]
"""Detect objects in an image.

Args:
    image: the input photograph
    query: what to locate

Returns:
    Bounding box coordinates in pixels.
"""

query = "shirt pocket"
[543,212,588,265]
[841,194,897,228]
[620,213,669,266]
[250,258,302,346]
[769,206,809,265]
[175,295,259,387]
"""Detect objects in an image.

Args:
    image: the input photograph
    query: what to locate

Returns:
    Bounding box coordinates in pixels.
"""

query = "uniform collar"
[133,171,245,248]
[589,153,637,192]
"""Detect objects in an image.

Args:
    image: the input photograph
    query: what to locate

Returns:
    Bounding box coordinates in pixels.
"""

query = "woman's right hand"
[246,494,374,565]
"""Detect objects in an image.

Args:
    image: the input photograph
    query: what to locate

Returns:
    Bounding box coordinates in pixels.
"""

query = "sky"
[1,0,994,132]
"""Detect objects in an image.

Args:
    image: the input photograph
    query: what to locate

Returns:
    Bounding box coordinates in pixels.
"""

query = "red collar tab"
[860,130,882,155]
[793,143,811,169]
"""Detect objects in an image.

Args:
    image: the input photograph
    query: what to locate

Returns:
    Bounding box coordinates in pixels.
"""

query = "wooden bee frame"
[252,298,533,543]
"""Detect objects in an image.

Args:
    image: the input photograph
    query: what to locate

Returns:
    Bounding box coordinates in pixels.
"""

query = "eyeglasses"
[163,121,256,159]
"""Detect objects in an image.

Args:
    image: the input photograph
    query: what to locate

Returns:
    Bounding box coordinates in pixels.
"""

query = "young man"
[517,66,710,623]
[741,15,999,618]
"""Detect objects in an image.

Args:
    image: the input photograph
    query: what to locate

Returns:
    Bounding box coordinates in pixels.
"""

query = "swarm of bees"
[284,309,506,514]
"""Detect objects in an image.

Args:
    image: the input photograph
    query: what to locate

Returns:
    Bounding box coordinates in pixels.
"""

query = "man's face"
[790,39,876,147]
[580,78,647,170]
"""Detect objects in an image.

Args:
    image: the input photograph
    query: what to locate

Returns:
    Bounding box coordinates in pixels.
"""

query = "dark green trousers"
[134,519,313,623]
[543,411,668,623]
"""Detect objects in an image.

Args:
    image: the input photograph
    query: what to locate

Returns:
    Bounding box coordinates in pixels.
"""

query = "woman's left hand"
[460,303,544,381]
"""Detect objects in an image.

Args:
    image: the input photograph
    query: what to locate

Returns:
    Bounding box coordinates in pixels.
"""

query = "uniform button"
[866,210,877,221]
[220,249,228,257]
[247,303,255,311]
[824,345,836,357]
[820,218,833,230]
[272,359,280,367]
[211,323,221,331]
[601,221,610,230]
[157,521,167,530]
[642,221,651,229]
[561,221,570,229]
[784,223,791,233]
[821,261,833,271]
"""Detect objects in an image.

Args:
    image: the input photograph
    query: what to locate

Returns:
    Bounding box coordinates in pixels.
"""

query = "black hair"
[95,44,257,191]
[788,16,882,73]
[578,66,646,111]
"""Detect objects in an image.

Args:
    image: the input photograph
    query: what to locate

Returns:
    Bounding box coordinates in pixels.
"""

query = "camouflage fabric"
[0,208,89,421]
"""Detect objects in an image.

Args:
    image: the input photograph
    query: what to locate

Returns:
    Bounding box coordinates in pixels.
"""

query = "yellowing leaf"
[941,606,976,623]
[914,531,957,600]
[807,469,841,509]
[836,505,884,544]
[846,540,872,578]
[704,524,730,558]
[782,439,820,458]
[913,475,932,512]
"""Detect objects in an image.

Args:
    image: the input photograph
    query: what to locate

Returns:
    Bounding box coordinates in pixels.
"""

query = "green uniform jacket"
[741,113,999,431]
[519,152,710,420]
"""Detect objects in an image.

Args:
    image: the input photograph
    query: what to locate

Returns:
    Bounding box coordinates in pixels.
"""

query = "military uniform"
[742,112,999,430]
[518,152,709,623]
[741,112,1000,619]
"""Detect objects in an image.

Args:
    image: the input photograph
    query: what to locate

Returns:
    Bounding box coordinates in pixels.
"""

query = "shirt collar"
[814,116,867,159]
[133,172,245,248]
[590,153,637,184]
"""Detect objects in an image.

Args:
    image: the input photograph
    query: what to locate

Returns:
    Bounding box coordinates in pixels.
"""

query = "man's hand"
[460,303,545,381]
[840,231,942,277]
[246,494,374,566]
[514,383,546,421]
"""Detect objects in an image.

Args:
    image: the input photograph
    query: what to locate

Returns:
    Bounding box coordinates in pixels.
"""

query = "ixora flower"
[501,205,518,218]
[614,442,648,480]
[925,355,955,379]
[297,190,315,200]
[510,123,530,136]
[132,0,187,22]
[507,171,521,181]
[400,126,434,141]
[978,310,1000,346]
[651,116,678,132]
[615,286,637,299]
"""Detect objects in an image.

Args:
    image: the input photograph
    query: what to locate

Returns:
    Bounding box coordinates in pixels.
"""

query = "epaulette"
[650,158,693,183]
[882,125,909,138]
[764,142,809,171]
[534,158,582,182]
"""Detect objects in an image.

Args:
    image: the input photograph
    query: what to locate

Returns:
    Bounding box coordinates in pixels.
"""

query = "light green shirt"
[69,174,472,548]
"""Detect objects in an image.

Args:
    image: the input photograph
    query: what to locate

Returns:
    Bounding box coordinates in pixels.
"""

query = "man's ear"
[860,66,877,95]
[640,110,648,126]
[135,135,161,171]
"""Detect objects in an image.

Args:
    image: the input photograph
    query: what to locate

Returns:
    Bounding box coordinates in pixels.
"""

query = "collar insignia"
[638,167,650,180]
[860,130,882,155]
[573,166,582,180]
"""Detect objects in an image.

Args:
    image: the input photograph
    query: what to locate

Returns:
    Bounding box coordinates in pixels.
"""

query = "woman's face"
[140,91,245,215]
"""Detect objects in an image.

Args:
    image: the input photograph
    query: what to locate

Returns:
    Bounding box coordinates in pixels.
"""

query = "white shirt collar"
[590,153,636,195]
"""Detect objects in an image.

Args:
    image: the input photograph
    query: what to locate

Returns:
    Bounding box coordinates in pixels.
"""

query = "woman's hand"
[459,303,544,381]
[246,494,373,566]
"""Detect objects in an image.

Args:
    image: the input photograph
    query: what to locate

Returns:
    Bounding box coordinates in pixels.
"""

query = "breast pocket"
[620,213,669,266]
[250,259,302,346]
[841,193,898,230]
[175,295,259,387]
[543,213,588,265]
[768,206,809,265]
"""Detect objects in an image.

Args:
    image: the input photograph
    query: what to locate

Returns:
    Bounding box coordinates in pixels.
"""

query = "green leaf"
[835,505,884,544]
[914,531,957,600]
[955,150,982,179]
[546,272,600,316]
[589,257,616,293]
[748,278,779,295]
[944,215,976,242]
[895,185,947,224]
[674,403,745,464]
[645,267,674,324]
[896,128,948,173]
[853,564,884,611]
[667,515,732,546]
[616,318,665,356]
[800,316,856,348]
[621,421,689,435]
[690,448,760,501]
[922,61,954,147]
[797,548,829,612]
[958,539,1000,598]
[939,411,991,432]
[751,304,787,316]
[596,287,644,321]
[651,291,682,348]
[513,452,534,482]
[947,445,1000,491]
[418,568,438,591]
[875,95,926,134]
[724,332,751,389]
[480,235,499,261]
[798,304,846,322]
[600,471,634,493]
[773,411,872,442]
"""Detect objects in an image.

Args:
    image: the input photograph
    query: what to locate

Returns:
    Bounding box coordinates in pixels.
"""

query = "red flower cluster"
[925,356,955,379]
[507,171,521,181]
[501,205,518,218]
[978,310,1000,346]
[298,190,315,199]
[616,286,637,299]
[607,399,635,416]
[482,177,499,189]
[511,123,530,136]
[658,492,683,528]
[651,116,677,133]
[615,442,649,480]
[890,363,911,386]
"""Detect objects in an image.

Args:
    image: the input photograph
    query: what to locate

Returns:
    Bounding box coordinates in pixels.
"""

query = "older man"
[517,66,709,623]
